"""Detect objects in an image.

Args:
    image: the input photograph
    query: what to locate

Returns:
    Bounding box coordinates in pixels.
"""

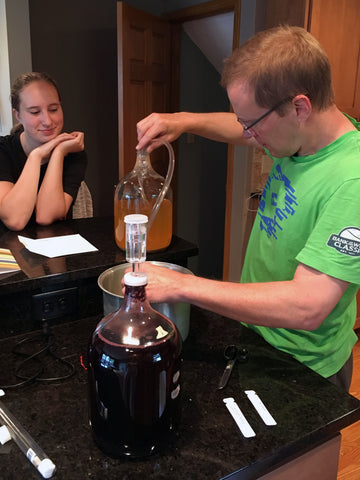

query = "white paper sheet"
[18,234,98,258]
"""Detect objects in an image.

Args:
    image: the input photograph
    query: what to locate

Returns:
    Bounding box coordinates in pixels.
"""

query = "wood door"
[165,0,242,280]
[118,1,243,280]
[355,290,360,330]
[309,0,360,120]
[117,2,172,179]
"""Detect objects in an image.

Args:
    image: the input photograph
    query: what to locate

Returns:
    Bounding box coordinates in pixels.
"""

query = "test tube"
[124,214,148,271]
[0,398,56,478]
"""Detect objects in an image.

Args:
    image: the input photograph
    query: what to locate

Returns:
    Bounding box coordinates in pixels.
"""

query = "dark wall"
[28,0,229,278]
[178,31,229,278]
[28,0,187,217]
[29,0,119,217]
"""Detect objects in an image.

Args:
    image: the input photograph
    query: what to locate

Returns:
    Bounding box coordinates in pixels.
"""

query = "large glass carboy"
[88,214,181,458]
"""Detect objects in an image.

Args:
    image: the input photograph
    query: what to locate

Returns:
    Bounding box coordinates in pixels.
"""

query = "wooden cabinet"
[355,290,360,330]
[257,0,360,119]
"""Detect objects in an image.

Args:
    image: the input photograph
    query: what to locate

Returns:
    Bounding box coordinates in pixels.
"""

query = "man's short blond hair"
[221,25,334,112]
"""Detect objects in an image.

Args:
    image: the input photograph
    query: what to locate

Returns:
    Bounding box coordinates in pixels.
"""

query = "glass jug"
[88,271,182,458]
[114,143,174,252]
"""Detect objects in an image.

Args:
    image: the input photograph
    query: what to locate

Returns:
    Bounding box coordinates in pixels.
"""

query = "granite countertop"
[0,217,198,293]
[0,217,198,339]
[1,307,360,480]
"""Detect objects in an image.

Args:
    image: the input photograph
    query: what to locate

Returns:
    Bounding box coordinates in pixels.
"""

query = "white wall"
[0,0,32,136]
[0,0,12,135]
[183,12,234,74]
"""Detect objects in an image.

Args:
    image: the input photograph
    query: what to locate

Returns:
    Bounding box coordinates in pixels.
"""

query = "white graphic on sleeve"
[327,227,360,256]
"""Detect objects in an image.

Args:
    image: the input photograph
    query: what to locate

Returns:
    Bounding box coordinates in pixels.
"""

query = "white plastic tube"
[0,398,56,478]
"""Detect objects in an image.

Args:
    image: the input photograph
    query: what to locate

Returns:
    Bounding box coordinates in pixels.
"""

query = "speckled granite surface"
[1,307,359,480]
[0,217,198,291]
[0,217,198,338]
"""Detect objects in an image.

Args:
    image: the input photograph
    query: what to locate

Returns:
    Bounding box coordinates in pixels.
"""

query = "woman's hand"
[35,131,85,224]
[30,133,78,163]
[52,131,85,156]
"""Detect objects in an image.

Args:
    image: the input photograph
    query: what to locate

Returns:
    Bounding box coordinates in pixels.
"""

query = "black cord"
[0,322,76,390]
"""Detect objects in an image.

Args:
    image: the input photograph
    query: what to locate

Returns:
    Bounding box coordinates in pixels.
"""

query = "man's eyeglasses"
[237,97,293,134]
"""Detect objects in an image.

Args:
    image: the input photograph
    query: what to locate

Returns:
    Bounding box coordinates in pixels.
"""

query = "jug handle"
[147,141,175,232]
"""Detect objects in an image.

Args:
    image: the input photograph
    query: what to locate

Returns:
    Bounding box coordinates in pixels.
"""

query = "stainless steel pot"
[97,261,193,340]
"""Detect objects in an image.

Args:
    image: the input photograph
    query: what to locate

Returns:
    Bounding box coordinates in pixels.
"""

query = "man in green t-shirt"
[135,25,360,391]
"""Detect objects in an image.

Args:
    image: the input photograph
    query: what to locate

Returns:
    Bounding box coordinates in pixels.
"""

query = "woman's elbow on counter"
[2,216,29,231]
[35,213,57,226]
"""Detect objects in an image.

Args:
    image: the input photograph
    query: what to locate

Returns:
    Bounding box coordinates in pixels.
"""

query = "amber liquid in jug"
[114,149,173,252]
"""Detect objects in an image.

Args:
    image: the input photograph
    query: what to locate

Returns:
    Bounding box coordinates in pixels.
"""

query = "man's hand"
[137,113,186,152]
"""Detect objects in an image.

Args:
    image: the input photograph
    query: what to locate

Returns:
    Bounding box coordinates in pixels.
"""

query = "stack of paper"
[0,249,21,274]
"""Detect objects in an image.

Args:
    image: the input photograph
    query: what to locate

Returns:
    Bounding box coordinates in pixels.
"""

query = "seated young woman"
[0,72,87,231]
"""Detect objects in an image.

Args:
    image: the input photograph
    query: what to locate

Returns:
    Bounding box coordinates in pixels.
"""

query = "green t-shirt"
[242,122,360,378]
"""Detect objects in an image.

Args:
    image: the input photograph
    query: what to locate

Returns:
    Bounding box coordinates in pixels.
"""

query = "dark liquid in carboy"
[88,332,181,459]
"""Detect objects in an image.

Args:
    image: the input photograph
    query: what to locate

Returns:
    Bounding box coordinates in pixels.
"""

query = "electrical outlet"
[32,287,78,321]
